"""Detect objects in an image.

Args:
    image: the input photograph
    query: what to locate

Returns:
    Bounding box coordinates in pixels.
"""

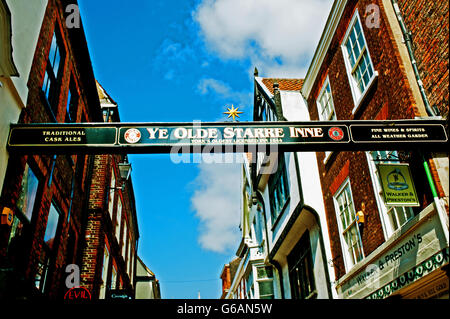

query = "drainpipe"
[392,0,448,248]
[391,0,437,117]
[422,153,449,244]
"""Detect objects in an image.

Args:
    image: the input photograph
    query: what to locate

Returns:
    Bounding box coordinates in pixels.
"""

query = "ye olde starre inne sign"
[7,119,448,154]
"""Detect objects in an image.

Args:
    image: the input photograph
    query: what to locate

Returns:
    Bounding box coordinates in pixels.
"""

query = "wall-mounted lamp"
[110,159,132,192]
[118,160,132,181]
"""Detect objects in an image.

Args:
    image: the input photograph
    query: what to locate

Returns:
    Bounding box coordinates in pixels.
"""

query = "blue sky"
[77,0,332,299]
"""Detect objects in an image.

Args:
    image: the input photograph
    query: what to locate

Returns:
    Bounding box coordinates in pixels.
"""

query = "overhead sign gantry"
[7,119,448,154]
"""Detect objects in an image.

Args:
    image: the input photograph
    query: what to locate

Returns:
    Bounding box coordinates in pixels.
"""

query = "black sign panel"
[117,123,350,151]
[350,123,448,143]
[8,125,117,148]
[7,120,448,154]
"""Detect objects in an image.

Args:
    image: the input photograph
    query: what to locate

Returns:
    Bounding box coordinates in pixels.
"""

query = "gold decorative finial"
[223,105,243,121]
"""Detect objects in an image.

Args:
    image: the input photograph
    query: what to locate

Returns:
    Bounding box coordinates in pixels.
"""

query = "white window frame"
[111,263,117,290]
[341,9,378,113]
[333,178,364,271]
[317,76,336,122]
[115,198,122,240]
[127,238,132,275]
[108,169,116,218]
[317,76,336,163]
[255,265,274,299]
[121,221,127,257]
[99,244,110,299]
[365,151,415,239]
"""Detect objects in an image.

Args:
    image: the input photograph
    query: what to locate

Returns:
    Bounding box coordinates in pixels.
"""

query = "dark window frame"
[287,231,316,299]
[65,77,79,123]
[35,200,63,294]
[41,27,66,120]
[7,161,44,274]
[268,153,290,225]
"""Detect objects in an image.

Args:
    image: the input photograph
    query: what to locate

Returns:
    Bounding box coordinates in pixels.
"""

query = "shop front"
[336,203,449,299]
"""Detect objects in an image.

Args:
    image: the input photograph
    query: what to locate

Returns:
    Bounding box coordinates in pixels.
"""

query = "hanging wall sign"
[377,163,419,207]
[7,125,117,148]
[350,122,448,143]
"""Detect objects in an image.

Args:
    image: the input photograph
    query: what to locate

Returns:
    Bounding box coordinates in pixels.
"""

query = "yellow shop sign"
[377,163,419,207]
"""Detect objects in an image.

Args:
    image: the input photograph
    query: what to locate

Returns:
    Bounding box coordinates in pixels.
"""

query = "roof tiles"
[261,78,304,95]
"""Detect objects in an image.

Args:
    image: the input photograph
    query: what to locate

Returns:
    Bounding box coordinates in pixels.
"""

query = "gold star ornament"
[224,105,243,121]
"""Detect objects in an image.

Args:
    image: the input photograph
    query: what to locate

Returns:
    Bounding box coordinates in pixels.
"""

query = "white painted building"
[223,72,336,299]
[0,0,48,194]
[135,256,161,299]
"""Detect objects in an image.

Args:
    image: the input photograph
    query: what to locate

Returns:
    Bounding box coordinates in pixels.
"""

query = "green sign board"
[377,163,419,207]
[7,119,448,154]
[117,123,349,148]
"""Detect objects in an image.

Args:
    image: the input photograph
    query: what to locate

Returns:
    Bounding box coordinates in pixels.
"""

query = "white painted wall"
[277,90,338,298]
[7,0,48,107]
[0,0,47,194]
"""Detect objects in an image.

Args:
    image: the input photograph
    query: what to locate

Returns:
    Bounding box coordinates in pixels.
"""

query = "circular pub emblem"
[328,127,344,141]
[124,128,141,144]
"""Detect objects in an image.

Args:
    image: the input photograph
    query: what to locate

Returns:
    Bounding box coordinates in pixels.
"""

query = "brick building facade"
[79,82,139,299]
[0,0,103,299]
[301,0,448,299]
[0,0,140,300]
[395,0,448,119]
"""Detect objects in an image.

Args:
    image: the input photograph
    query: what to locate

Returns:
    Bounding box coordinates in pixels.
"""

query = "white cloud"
[193,0,333,77]
[154,39,196,80]
[197,77,252,110]
[190,162,242,253]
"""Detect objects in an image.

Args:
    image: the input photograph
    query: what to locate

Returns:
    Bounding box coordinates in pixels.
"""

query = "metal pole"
[422,153,449,244]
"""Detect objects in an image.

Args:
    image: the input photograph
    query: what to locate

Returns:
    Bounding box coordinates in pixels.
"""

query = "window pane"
[345,14,375,98]
[44,203,60,249]
[35,251,49,292]
[336,181,363,267]
[257,266,273,279]
[269,155,289,221]
[111,266,117,289]
[346,41,354,65]
[354,18,361,35]
[100,245,110,299]
[121,223,127,256]
[258,281,274,296]
[357,34,365,52]
[318,81,336,121]
[108,171,115,216]
[349,29,357,48]
[354,41,361,60]
[17,164,39,221]
[116,199,122,239]
[49,33,61,76]
[43,71,51,99]
[65,89,72,122]
[367,57,374,78]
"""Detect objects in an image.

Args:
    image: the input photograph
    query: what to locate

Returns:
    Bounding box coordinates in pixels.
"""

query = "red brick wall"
[305,0,437,279]
[395,0,449,202]
[0,0,96,299]
[80,153,138,298]
[395,0,449,118]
